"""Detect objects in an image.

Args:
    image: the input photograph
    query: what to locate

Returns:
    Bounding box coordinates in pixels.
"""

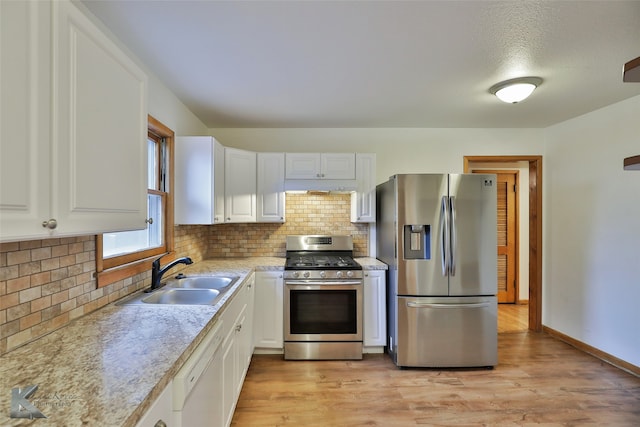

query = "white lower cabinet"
[135,382,172,427]
[220,273,255,427]
[364,270,387,347]
[253,272,284,351]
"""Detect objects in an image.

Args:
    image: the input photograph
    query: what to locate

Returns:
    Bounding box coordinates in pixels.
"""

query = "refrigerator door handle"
[449,195,457,276]
[440,196,450,276]
[406,302,491,309]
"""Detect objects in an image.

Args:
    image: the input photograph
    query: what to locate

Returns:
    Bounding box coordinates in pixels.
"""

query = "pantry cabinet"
[253,271,284,350]
[175,136,225,224]
[225,148,257,223]
[364,270,387,347]
[285,153,356,180]
[257,153,285,222]
[0,0,148,242]
[351,153,377,223]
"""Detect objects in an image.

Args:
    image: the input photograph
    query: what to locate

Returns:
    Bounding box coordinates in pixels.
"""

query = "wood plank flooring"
[232,305,640,426]
[497,303,529,333]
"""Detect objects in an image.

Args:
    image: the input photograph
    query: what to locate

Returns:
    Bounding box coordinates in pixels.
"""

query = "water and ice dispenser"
[403,224,430,259]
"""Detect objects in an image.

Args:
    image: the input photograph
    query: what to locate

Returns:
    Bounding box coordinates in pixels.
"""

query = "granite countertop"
[0,256,386,426]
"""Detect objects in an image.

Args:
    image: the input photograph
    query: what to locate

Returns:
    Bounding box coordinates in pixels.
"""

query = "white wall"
[544,95,640,367]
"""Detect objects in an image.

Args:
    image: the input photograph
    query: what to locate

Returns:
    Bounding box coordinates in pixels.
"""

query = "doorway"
[464,156,543,332]
[471,170,518,304]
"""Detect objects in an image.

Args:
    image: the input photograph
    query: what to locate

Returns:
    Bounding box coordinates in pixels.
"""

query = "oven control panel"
[284,270,363,280]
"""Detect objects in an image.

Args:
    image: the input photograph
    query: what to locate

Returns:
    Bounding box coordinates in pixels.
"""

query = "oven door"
[284,280,362,342]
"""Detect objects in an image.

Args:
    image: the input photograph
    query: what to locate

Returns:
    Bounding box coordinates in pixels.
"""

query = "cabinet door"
[285,153,320,179]
[351,153,376,222]
[257,153,285,222]
[135,382,172,427]
[52,0,148,235]
[321,153,356,179]
[0,0,51,242]
[364,270,387,347]
[253,272,284,349]
[175,136,225,224]
[221,325,237,427]
[213,141,226,223]
[224,148,256,222]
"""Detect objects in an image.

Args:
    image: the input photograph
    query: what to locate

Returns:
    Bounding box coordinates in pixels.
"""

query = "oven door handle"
[284,280,362,286]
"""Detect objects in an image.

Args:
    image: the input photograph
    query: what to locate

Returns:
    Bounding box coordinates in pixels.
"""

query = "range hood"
[284,179,358,193]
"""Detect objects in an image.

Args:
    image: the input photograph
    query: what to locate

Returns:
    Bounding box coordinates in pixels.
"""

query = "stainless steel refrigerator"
[376,174,498,368]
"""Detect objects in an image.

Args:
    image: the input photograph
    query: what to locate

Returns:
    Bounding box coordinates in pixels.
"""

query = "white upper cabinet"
[0,0,148,242]
[351,153,377,223]
[0,0,51,242]
[175,136,225,224]
[285,153,356,180]
[225,148,257,223]
[257,153,285,223]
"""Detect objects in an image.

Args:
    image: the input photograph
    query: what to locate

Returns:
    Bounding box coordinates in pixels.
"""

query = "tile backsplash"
[207,193,369,257]
[0,193,369,354]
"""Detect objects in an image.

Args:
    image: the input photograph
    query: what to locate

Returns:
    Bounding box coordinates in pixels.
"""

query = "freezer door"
[396,296,497,368]
[396,174,449,296]
[448,174,497,296]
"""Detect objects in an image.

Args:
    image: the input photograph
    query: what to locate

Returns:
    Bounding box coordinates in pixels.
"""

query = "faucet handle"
[152,254,166,270]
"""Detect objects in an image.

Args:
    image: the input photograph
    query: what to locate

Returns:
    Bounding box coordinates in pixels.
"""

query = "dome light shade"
[489,77,543,103]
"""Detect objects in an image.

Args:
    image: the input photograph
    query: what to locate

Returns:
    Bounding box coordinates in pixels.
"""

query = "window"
[96,115,175,287]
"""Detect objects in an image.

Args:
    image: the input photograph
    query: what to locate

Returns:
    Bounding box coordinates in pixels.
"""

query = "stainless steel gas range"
[284,235,363,360]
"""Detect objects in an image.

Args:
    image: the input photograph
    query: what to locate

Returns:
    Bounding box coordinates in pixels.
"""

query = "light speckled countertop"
[0,257,386,426]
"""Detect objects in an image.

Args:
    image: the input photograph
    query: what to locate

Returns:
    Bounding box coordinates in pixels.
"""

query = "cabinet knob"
[236,324,242,332]
[41,219,57,230]
[154,420,167,427]
[145,218,154,225]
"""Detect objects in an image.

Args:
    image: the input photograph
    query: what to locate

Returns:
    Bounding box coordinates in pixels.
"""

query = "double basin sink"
[118,276,239,306]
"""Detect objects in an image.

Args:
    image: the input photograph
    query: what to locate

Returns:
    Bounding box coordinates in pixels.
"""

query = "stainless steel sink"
[165,276,238,290]
[141,288,220,305]
[116,275,239,306]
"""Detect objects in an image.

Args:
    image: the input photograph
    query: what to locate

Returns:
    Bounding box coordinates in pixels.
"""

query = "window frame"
[96,115,175,288]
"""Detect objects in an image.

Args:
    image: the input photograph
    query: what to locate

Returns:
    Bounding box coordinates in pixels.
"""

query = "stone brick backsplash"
[0,193,369,354]
[207,193,369,257]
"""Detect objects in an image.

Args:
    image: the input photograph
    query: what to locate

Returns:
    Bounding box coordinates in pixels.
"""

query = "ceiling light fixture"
[489,77,543,103]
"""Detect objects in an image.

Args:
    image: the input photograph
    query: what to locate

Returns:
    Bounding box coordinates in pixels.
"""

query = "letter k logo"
[11,385,46,419]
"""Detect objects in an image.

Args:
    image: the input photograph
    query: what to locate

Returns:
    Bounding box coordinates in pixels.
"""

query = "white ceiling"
[81,0,640,129]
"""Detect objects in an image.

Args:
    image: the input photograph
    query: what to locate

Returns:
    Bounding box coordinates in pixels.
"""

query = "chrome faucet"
[149,255,193,291]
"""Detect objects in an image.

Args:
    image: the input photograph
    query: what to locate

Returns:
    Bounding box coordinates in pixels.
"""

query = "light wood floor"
[497,303,529,333]
[232,305,640,426]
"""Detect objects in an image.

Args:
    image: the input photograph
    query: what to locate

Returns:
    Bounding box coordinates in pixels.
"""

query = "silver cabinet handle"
[235,324,242,332]
[41,219,57,229]
[145,218,154,225]
[154,420,167,427]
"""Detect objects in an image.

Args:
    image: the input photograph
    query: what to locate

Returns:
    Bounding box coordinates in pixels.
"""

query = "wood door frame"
[464,155,543,332]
